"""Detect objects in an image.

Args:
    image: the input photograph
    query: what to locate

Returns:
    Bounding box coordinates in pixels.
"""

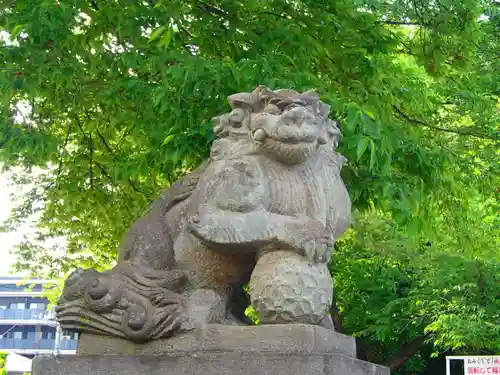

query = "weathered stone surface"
[56,86,352,341]
[76,324,357,358]
[250,251,333,324]
[33,353,389,375]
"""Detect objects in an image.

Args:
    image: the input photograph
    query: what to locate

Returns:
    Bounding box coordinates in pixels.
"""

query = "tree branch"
[93,160,113,183]
[329,286,344,333]
[74,115,114,185]
[412,0,424,23]
[117,123,137,147]
[127,178,142,193]
[96,130,114,154]
[261,11,291,20]
[377,20,425,26]
[196,1,227,17]
[176,24,197,55]
[88,133,94,189]
[477,261,487,303]
[84,114,142,194]
[393,105,499,141]
[383,335,428,371]
[57,123,72,176]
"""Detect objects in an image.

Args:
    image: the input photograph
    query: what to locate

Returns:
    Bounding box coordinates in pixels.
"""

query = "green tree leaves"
[333,209,500,372]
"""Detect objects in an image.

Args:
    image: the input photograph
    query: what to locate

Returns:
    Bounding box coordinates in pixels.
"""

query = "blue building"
[0,277,77,359]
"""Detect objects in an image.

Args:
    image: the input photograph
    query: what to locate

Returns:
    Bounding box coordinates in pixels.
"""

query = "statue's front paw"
[287,217,334,263]
[300,235,334,264]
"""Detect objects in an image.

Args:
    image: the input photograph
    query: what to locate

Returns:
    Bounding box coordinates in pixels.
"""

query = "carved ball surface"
[249,250,333,325]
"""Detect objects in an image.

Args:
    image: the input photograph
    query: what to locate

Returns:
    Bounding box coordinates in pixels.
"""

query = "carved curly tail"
[57,262,192,342]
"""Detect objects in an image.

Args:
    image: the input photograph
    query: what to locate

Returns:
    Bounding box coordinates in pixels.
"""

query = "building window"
[13,331,22,339]
[9,302,25,310]
[30,303,45,310]
[62,331,79,340]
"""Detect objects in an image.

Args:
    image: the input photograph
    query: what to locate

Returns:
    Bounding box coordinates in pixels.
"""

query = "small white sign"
[464,356,500,374]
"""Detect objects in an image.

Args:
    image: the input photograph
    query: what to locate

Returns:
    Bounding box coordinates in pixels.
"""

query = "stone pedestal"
[32,325,389,375]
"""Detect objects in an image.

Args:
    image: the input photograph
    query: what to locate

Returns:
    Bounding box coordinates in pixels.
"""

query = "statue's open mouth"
[252,128,317,145]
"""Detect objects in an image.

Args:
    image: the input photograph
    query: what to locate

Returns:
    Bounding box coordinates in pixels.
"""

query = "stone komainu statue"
[56,86,352,342]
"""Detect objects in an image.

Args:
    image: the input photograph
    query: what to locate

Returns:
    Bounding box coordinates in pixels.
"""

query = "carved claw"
[191,213,200,224]
[286,216,334,264]
[302,238,333,264]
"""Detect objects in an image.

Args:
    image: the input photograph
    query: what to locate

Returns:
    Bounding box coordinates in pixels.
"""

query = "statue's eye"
[272,99,293,110]
[229,108,245,126]
[286,103,302,111]
[292,99,307,107]
[273,99,308,112]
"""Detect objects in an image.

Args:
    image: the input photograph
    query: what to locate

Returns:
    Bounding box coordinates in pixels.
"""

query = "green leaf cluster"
[332,209,499,372]
[0,353,6,375]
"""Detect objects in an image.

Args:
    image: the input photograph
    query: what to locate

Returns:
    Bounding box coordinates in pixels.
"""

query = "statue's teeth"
[253,129,267,142]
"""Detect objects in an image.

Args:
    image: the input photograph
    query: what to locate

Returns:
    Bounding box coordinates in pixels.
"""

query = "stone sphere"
[249,250,333,325]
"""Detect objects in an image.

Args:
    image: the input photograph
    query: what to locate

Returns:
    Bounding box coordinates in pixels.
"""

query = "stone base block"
[76,324,357,357]
[32,325,389,375]
[33,352,389,375]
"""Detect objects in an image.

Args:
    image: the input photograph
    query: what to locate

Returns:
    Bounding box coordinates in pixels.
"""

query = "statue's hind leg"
[174,237,256,327]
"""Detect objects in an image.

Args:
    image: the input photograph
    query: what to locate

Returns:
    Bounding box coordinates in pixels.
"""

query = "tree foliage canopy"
[0,0,499,373]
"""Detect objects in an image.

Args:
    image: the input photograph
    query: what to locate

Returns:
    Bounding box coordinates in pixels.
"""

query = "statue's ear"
[212,114,231,138]
[338,154,348,166]
[299,90,320,102]
[317,102,331,118]
[328,121,341,137]
[227,93,256,111]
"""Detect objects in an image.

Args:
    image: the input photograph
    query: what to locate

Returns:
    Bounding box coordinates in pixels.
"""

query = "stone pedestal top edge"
[77,323,357,358]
